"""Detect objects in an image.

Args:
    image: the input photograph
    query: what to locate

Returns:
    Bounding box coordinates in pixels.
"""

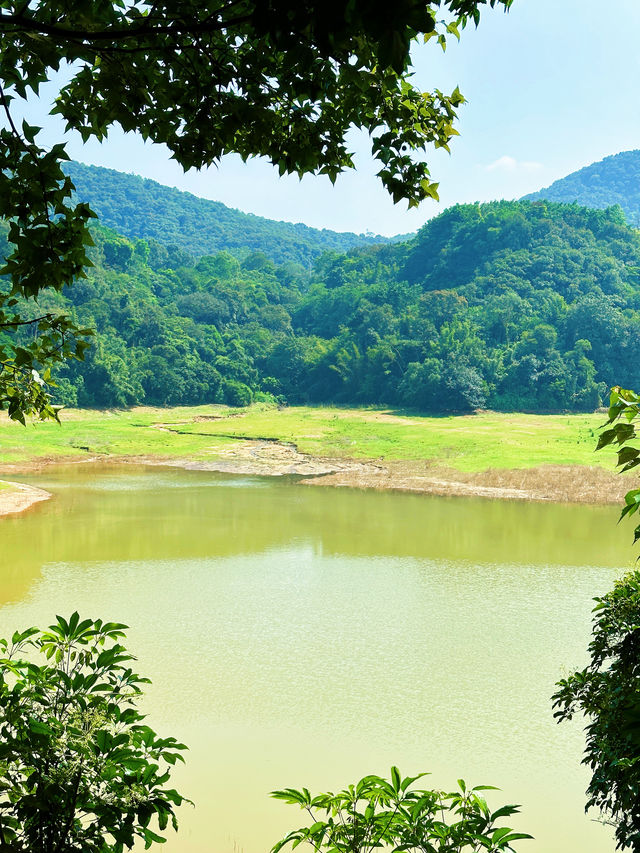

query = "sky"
[16,0,640,236]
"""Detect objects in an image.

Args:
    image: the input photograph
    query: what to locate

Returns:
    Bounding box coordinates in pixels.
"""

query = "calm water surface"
[0,466,633,853]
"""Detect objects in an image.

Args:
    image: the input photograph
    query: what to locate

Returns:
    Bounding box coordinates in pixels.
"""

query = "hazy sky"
[18,0,640,235]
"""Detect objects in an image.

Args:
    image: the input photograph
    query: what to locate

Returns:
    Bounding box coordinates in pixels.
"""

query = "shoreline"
[0,480,51,518]
[0,437,629,506]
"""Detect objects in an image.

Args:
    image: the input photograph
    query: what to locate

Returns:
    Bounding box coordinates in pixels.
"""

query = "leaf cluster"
[271,767,530,853]
[0,120,95,422]
[552,572,640,849]
[596,386,640,543]
[0,612,189,852]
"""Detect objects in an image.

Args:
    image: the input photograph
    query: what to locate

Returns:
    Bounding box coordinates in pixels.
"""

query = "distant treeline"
[63,161,398,268]
[6,199,640,413]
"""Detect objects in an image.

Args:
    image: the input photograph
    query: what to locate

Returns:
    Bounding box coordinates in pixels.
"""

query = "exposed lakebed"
[0,465,631,852]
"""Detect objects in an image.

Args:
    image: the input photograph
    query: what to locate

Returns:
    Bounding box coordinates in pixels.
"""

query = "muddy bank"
[142,439,628,504]
[0,439,629,505]
[303,460,629,504]
[0,480,51,517]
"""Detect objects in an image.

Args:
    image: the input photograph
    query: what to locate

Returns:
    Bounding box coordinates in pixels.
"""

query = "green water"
[0,466,633,853]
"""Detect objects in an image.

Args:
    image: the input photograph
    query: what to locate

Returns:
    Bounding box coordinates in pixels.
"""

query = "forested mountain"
[63,161,397,268]
[523,150,640,225]
[7,199,638,414]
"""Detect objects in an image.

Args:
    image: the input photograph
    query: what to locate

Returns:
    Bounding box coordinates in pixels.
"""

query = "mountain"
[523,150,640,226]
[63,161,398,268]
[11,199,640,414]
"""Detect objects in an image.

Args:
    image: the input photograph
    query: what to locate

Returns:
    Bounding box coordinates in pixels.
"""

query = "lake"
[0,465,631,852]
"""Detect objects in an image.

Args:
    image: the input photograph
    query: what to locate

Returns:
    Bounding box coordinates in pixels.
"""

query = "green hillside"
[523,150,640,225]
[63,161,397,267]
[8,199,640,415]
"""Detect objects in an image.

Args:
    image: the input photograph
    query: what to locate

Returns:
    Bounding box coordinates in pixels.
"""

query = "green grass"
[0,403,611,473]
[0,405,237,465]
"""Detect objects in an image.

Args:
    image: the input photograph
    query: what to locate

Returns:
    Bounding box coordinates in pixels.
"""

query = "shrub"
[271,767,531,853]
[0,613,189,852]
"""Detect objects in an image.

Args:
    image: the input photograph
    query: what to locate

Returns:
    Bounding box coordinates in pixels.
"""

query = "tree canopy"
[552,568,640,850]
[0,0,512,421]
[551,387,640,849]
[29,198,640,414]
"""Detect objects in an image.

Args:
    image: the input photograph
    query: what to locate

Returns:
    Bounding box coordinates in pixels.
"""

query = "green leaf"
[28,718,53,735]
[391,766,401,792]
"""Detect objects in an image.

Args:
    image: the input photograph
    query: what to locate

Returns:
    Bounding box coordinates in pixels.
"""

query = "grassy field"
[0,403,614,473]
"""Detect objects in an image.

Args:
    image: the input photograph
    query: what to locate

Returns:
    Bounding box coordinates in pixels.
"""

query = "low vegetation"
[0,403,607,473]
[271,768,531,853]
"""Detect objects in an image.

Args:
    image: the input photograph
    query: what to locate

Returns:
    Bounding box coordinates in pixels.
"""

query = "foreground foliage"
[552,574,640,850]
[271,768,531,853]
[551,386,640,848]
[0,0,511,421]
[0,613,188,852]
[597,386,640,540]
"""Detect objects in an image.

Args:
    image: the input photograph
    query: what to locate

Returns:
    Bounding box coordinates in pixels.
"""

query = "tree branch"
[0,11,254,43]
[0,314,54,328]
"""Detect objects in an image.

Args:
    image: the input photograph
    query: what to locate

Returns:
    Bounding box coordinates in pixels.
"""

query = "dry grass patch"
[305,461,630,504]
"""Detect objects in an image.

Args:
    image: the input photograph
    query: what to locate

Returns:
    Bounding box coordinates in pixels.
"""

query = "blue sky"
[20,0,640,235]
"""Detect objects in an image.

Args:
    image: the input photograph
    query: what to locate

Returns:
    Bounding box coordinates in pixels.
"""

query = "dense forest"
[524,149,640,226]
[64,162,399,268]
[7,198,640,414]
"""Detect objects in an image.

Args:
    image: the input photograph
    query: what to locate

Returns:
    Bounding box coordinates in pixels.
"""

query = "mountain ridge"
[523,149,640,226]
[63,161,405,267]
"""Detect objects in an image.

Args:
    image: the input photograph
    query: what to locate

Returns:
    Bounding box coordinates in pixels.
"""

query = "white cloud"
[485,155,544,173]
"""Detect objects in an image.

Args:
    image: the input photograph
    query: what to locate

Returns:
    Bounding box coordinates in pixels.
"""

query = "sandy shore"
[0,437,629,506]
[0,480,51,518]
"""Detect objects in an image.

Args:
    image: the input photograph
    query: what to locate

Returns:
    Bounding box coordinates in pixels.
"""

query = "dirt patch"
[153,412,244,429]
[0,480,51,517]
[144,440,385,478]
[0,455,104,475]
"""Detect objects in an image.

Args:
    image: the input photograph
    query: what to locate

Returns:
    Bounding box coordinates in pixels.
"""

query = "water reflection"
[0,466,628,853]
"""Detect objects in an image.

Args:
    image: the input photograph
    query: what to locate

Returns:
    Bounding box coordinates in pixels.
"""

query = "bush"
[0,614,189,852]
[271,767,531,853]
[222,378,253,407]
[552,573,640,849]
